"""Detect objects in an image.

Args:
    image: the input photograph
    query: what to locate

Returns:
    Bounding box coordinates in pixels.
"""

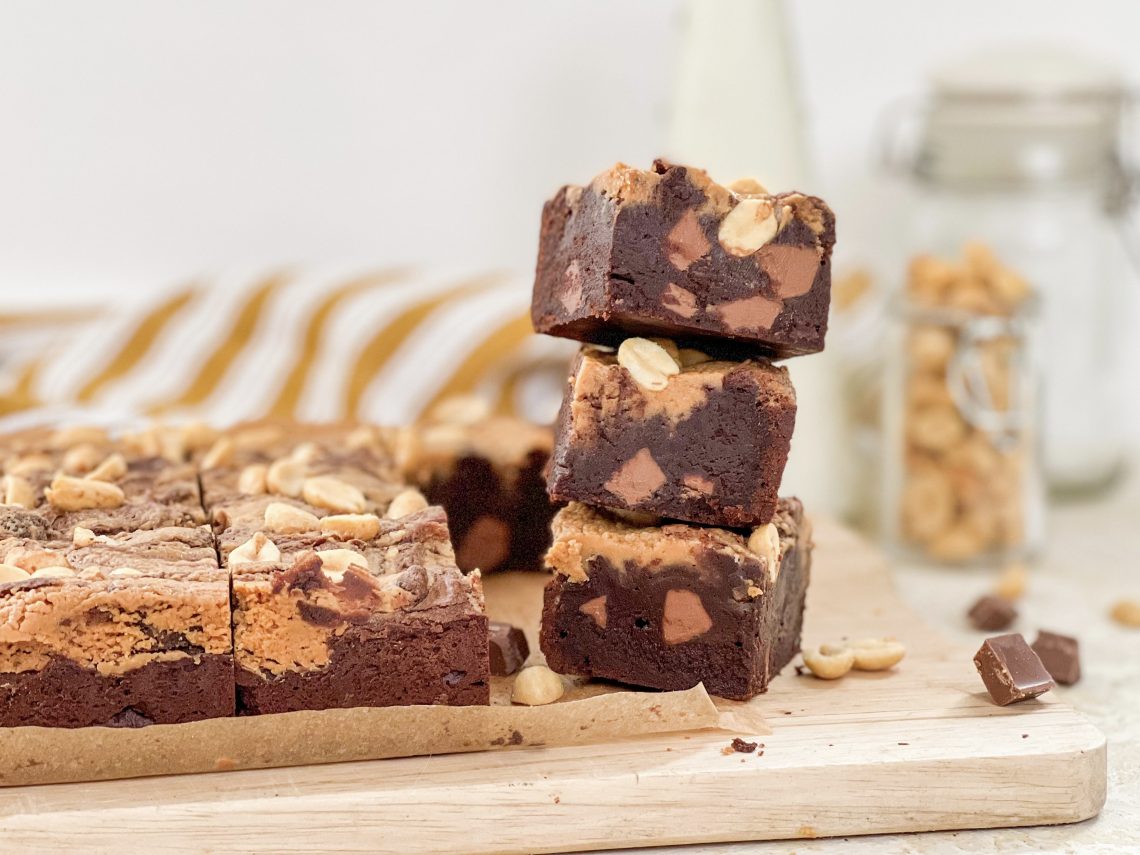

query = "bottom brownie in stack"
[540,499,811,701]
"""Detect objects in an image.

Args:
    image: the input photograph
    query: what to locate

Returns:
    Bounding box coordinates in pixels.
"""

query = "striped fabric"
[0,268,575,429]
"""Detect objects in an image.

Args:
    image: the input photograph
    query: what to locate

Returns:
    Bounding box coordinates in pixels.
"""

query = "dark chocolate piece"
[489,621,530,676]
[540,499,811,701]
[730,737,758,753]
[1031,630,1081,685]
[547,345,795,527]
[973,634,1054,706]
[532,161,835,358]
[968,594,1018,631]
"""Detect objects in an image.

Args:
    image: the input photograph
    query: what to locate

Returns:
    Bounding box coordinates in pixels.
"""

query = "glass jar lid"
[909,46,1130,190]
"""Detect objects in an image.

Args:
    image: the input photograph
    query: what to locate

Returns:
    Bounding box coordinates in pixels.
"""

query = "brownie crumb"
[730,737,759,754]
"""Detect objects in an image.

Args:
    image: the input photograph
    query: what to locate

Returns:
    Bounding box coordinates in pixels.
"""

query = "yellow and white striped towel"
[0,267,575,429]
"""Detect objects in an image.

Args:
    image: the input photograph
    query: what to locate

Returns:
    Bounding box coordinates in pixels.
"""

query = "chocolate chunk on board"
[968,594,1018,631]
[547,344,795,527]
[489,621,530,676]
[540,499,811,701]
[1031,630,1081,685]
[973,633,1054,706]
[532,160,835,359]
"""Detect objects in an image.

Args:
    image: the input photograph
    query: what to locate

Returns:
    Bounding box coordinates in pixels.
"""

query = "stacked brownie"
[0,422,490,728]
[531,160,834,700]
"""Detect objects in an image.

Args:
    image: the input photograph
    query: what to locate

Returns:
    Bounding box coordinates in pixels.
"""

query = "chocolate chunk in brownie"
[539,499,811,700]
[488,621,530,676]
[398,401,557,573]
[532,161,835,358]
[547,343,795,527]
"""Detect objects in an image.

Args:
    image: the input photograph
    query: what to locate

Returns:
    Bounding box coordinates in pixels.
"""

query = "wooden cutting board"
[0,519,1105,853]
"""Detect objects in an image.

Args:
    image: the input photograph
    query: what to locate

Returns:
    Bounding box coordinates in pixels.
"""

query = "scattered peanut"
[238,464,269,495]
[386,488,428,519]
[303,476,366,514]
[72,527,97,548]
[62,442,104,474]
[1109,599,1140,628]
[429,395,491,426]
[617,337,680,391]
[728,177,769,196]
[320,513,382,541]
[8,454,53,476]
[511,665,565,706]
[85,453,128,483]
[316,548,371,578]
[229,532,280,566]
[264,502,321,534]
[747,523,781,576]
[50,426,107,449]
[290,442,321,464]
[266,457,306,498]
[849,638,907,671]
[718,197,779,256]
[0,564,31,582]
[993,561,1029,601]
[45,474,125,511]
[3,475,36,509]
[200,436,235,469]
[32,566,76,578]
[677,347,712,367]
[180,421,219,452]
[802,643,856,680]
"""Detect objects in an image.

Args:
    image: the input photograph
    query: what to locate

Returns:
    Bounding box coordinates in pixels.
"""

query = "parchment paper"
[0,572,760,787]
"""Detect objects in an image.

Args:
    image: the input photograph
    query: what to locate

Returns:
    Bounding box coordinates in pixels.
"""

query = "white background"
[4,0,1140,301]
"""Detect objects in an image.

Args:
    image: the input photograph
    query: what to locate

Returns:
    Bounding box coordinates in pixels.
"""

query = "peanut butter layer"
[0,573,229,676]
[545,499,805,588]
[232,549,484,676]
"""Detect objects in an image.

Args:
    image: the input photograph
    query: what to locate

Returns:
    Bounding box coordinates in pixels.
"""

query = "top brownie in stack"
[532,160,835,359]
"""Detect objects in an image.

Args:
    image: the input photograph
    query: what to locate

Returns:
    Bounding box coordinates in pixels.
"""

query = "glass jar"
[878,46,1138,494]
[882,245,1045,564]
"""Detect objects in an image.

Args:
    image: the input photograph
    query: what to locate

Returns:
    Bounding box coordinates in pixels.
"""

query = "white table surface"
[629,471,1140,855]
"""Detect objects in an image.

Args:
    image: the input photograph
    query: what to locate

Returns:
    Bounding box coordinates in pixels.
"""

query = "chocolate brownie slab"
[532,160,835,358]
[547,341,795,527]
[0,528,232,728]
[398,399,557,572]
[539,499,811,700]
[230,534,489,713]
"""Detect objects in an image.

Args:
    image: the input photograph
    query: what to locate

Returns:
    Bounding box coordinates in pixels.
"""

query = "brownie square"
[398,408,557,573]
[547,343,795,527]
[0,527,232,728]
[539,499,811,701]
[531,160,835,358]
[228,507,490,713]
